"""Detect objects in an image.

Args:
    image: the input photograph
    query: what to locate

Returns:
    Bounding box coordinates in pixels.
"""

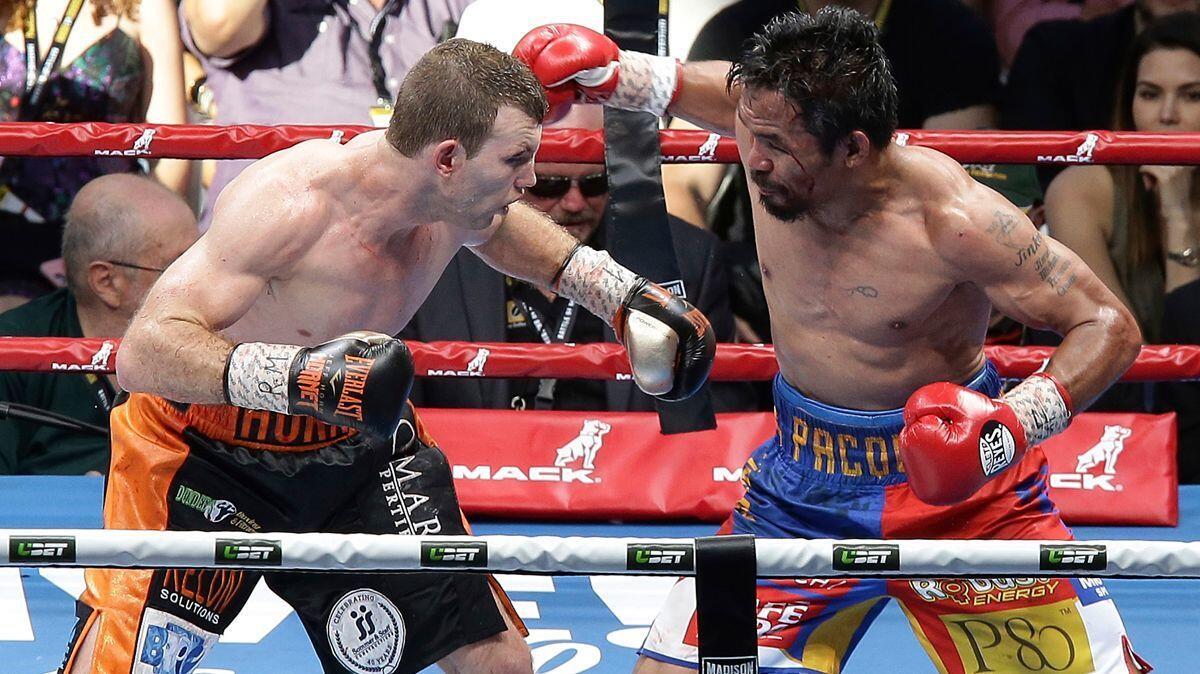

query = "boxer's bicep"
[939,200,1117,336]
[149,185,323,331]
[940,196,1142,409]
[146,236,267,333]
[118,188,324,399]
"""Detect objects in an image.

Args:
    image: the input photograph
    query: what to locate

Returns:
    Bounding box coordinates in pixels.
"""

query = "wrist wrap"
[610,50,680,116]
[1001,373,1073,446]
[223,342,301,413]
[553,245,640,325]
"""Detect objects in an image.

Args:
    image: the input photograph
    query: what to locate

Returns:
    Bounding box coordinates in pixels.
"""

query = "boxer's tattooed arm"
[1015,232,1043,268]
[988,211,1046,269]
[1033,247,1079,296]
[986,210,1026,251]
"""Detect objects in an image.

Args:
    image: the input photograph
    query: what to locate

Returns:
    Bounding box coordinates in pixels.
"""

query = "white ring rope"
[3,530,1199,577]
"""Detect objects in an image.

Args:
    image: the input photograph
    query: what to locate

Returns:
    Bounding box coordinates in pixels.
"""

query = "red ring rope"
[2,337,1197,382]
[0,122,1198,164]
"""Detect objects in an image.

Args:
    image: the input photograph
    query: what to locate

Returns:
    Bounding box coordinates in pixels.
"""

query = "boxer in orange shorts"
[62,38,714,674]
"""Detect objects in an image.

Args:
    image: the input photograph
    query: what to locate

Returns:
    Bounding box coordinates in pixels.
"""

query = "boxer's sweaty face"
[736,89,829,221]
[462,106,540,228]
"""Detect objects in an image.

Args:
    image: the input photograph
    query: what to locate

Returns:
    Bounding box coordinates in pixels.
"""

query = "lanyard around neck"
[515,291,579,346]
[22,0,86,113]
[364,0,403,103]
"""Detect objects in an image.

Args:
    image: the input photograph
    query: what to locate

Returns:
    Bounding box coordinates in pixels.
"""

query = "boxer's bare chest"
[753,205,991,407]
[226,222,463,344]
[757,209,963,340]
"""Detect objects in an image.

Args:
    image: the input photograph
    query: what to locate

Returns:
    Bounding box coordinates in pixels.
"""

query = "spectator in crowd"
[403,105,755,412]
[1003,0,1199,189]
[0,0,190,310]
[986,0,1131,69]
[180,0,472,229]
[689,0,1001,131]
[1044,13,1200,470]
[0,174,197,475]
[665,0,1003,342]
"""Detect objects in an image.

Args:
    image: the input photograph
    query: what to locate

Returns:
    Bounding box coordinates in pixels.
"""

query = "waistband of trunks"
[121,393,427,453]
[771,362,1001,485]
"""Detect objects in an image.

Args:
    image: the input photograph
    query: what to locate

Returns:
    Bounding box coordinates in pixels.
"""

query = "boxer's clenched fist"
[224,332,414,438]
[514,23,681,118]
[899,373,1073,505]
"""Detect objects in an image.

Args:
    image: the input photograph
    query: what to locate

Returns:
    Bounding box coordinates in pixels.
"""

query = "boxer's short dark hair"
[388,39,548,158]
[729,7,898,155]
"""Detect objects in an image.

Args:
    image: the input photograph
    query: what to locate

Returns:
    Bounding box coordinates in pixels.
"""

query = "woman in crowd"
[1045,12,1200,479]
[0,0,188,309]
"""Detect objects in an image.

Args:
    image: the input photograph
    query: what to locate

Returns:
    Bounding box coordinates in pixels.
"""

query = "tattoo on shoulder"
[845,286,879,298]
[985,210,1020,247]
[988,210,1044,268]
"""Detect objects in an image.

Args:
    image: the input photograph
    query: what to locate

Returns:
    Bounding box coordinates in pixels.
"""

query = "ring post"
[695,534,758,672]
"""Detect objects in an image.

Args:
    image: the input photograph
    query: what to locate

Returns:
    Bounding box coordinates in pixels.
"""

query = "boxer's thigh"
[892,576,1144,674]
[65,403,267,674]
[639,576,889,673]
[265,434,509,674]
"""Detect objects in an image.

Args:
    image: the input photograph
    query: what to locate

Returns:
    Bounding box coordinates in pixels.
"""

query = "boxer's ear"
[432,139,465,177]
[842,130,871,168]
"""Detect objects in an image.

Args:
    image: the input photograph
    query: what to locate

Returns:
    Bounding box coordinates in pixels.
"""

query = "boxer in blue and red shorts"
[515,7,1153,673]
[640,365,1142,672]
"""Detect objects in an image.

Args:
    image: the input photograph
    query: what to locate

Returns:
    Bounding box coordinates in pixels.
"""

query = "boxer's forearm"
[471,202,581,288]
[116,314,234,404]
[1045,304,1142,410]
[669,61,740,137]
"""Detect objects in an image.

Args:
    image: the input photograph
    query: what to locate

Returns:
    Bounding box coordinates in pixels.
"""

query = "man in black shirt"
[0,175,198,474]
[405,106,750,412]
[1004,0,1199,134]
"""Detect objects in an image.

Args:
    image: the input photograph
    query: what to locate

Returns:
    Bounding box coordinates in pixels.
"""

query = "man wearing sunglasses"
[405,105,749,412]
[0,174,199,475]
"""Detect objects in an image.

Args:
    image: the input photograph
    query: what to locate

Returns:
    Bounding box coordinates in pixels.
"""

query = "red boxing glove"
[514,24,680,119]
[514,24,620,116]
[899,374,1073,506]
[899,384,1027,505]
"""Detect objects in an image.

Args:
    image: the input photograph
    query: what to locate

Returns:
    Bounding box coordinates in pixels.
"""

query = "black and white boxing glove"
[223,331,414,437]
[554,245,715,400]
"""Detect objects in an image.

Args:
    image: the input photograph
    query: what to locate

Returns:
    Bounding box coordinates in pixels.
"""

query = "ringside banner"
[423,410,1178,526]
[1038,412,1178,525]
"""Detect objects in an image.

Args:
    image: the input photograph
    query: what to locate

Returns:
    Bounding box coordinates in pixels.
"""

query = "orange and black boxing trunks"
[62,393,522,674]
